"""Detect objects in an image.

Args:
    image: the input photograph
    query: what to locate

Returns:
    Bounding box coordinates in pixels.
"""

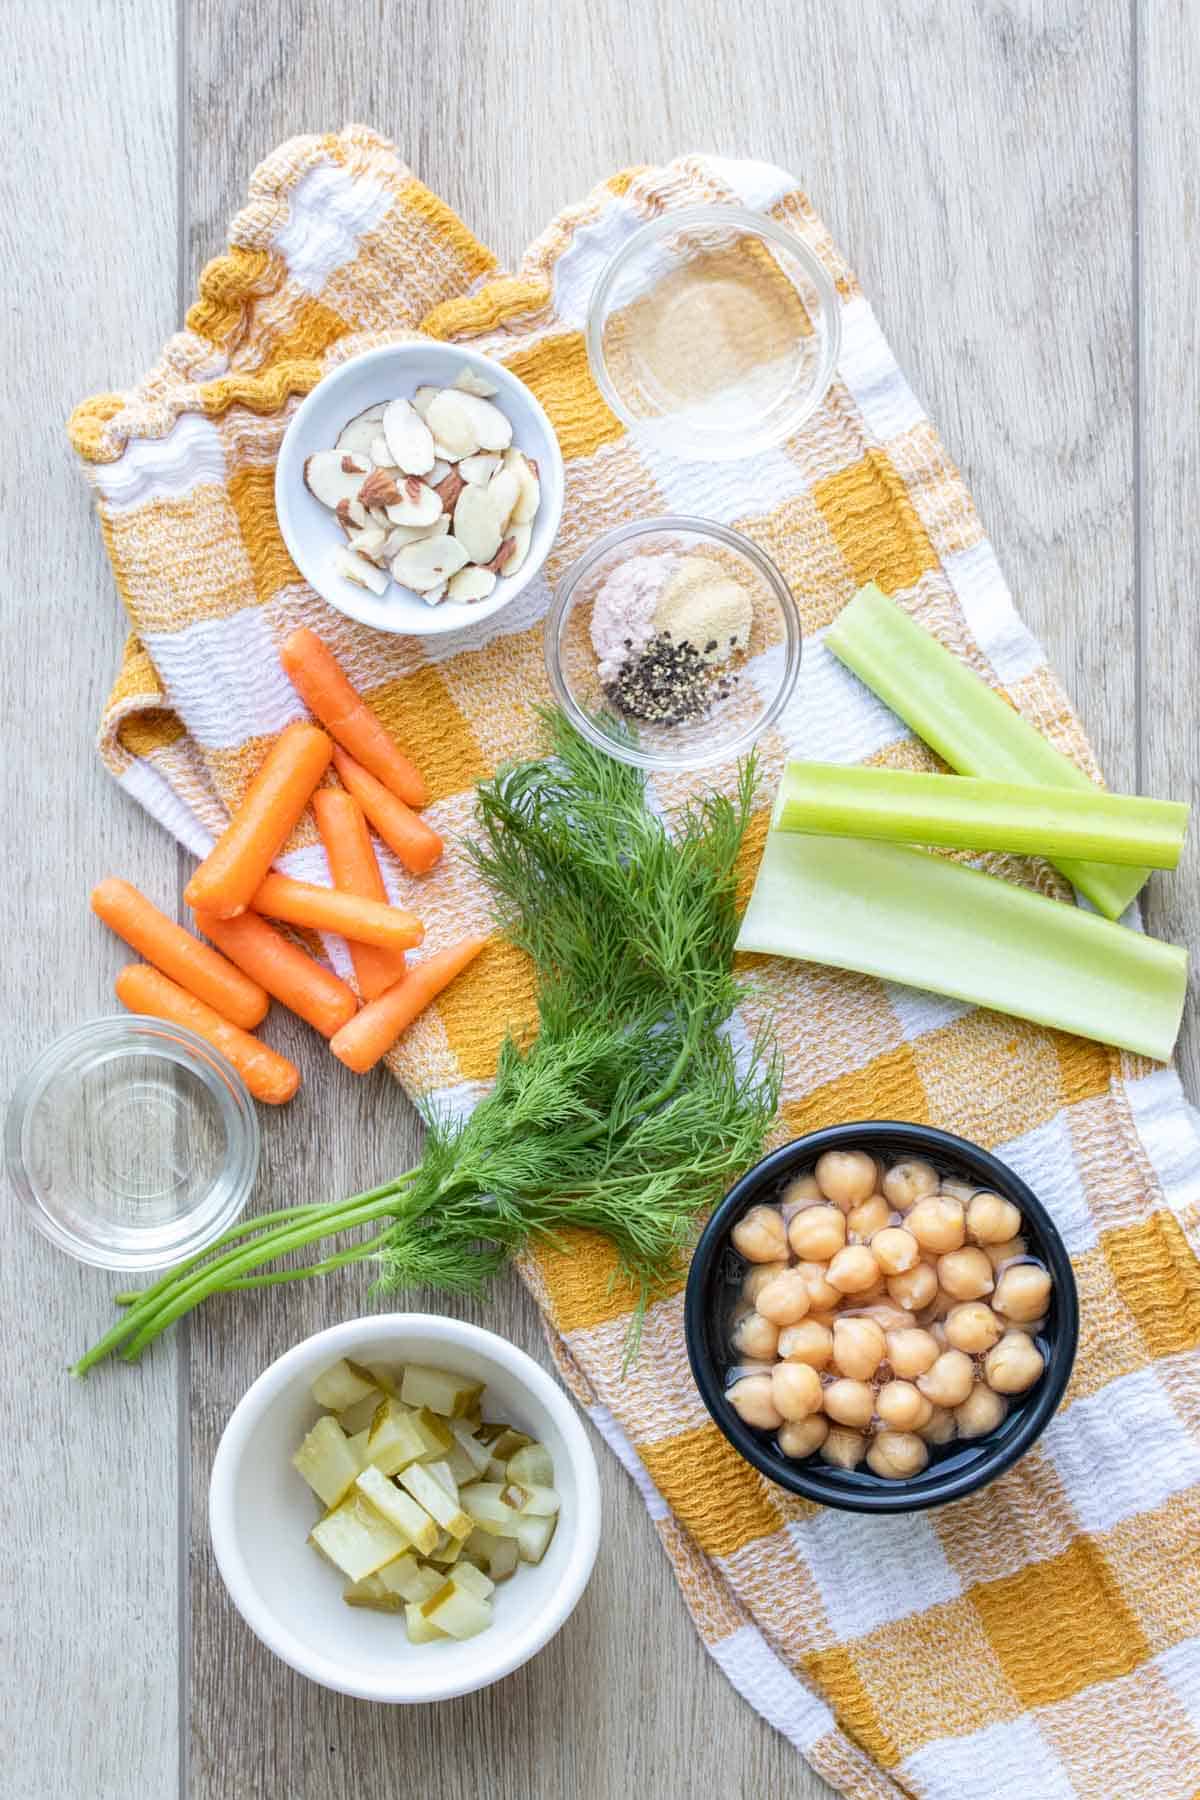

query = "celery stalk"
[824,584,1151,917]
[736,829,1187,1062]
[774,762,1188,868]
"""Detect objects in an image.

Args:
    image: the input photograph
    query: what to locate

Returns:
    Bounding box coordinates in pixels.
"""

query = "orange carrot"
[311,790,408,1001]
[251,872,423,952]
[280,627,429,809]
[330,936,488,1073]
[115,964,300,1104]
[330,748,443,876]
[193,908,358,1038]
[91,877,269,1029]
[183,721,333,919]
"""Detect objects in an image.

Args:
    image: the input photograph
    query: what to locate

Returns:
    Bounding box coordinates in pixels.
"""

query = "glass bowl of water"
[6,1016,259,1271]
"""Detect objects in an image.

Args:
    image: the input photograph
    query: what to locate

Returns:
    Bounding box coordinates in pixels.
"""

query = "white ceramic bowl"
[208,1314,601,1702]
[274,343,565,636]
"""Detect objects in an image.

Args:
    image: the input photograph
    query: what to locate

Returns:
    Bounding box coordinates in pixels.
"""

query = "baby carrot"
[251,872,424,953]
[330,936,488,1073]
[183,721,333,919]
[91,877,269,1029]
[280,627,429,809]
[330,748,444,876]
[312,790,408,1001]
[193,908,358,1038]
[115,964,301,1104]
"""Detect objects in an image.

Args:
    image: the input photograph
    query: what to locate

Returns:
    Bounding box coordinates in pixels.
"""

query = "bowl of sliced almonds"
[275,343,565,635]
[208,1314,601,1702]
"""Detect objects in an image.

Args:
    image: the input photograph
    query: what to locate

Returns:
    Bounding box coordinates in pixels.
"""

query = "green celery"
[774,762,1188,868]
[824,584,1150,917]
[736,829,1187,1063]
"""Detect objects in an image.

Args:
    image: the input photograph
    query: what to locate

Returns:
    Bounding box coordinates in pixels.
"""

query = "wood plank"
[0,3,181,1797]
[1138,0,1200,1096]
[181,3,1134,1796]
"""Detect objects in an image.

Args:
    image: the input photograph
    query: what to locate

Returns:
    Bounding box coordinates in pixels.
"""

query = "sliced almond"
[384,515,450,555]
[426,390,481,460]
[391,535,471,593]
[304,450,368,510]
[336,412,382,458]
[447,565,498,604]
[336,549,390,595]
[459,452,501,486]
[347,523,388,557]
[453,364,499,399]
[452,482,506,564]
[382,397,436,476]
[453,392,513,452]
[348,498,369,529]
[485,467,520,532]
[432,440,464,463]
[503,447,541,525]
[497,524,532,577]
[370,433,398,468]
[422,582,447,607]
[412,385,440,422]
[429,459,451,486]
[384,477,443,528]
[368,506,392,530]
[359,469,403,508]
[362,403,387,421]
[434,467,466,513]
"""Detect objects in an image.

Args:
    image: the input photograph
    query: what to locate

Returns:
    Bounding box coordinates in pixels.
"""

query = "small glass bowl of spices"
[544,517,800,771]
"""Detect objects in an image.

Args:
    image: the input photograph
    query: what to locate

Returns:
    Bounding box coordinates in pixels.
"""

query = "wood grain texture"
[0,4,181,1798]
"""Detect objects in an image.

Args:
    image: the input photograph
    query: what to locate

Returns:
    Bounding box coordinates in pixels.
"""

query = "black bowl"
[684,1122,1079,1514]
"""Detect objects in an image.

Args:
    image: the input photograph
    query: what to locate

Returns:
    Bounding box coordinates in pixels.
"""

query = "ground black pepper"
[604,631,739,726]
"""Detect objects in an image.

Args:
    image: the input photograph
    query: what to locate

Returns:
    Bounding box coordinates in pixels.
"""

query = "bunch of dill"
[74,710,779,1375]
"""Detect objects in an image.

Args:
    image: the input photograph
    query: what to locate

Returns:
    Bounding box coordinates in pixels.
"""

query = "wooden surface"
[3,2,1196,1796]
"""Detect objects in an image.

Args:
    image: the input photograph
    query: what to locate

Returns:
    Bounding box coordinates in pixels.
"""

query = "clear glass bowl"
[544,517,801,772]
[6,1017,259,1271]
[586,205,841,460]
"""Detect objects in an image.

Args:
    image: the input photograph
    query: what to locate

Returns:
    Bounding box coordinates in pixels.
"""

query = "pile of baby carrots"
[91,627,487,1104]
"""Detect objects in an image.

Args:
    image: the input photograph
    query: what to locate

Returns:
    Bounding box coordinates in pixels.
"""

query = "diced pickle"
[338,1389,383,1435]
[355,1465,439,1555]
[399,1463,473,1539]
[409,1407,455,1460]
[460,1482,522,1537]
[343,1573,404,1613]
[405,1602,447,1644]
[311,1358,378,1412]
[365,1398,426,1475]
[490,1429,533,1461]
[517,1484,561,1518]
[346,1427,371,1472]
[292,1415,359,1509]
[310,1493,408,1582]
[400,1365,485,1419]
[443,1443,480,1487]
[451,1560,495,1601]
[427,1535,465,1568]
[506,1443,555,1488]
[420,1577,494,1640]
[486,1535,519,1583]
[377,1554,442,1603]
[449,1421,492,1477]
[514,1511,557,1565]
[423,1458,459,1500]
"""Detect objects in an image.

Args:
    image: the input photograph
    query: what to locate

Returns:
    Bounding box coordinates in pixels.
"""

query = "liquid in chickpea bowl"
[684,1123,1078,1513]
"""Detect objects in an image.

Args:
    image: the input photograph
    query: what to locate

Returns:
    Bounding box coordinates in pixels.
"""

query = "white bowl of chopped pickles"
[208,1314,601,1701]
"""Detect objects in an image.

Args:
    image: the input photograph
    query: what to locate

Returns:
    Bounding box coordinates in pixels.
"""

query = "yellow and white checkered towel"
[70,127,1200,1800]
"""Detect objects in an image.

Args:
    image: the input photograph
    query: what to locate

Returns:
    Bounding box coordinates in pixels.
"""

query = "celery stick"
[824,584,1151,917]
[736,829,1187,1062]
[774,762,1188,868]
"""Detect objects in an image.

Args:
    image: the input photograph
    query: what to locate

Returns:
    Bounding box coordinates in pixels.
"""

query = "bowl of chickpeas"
[684,1122,1078,1513]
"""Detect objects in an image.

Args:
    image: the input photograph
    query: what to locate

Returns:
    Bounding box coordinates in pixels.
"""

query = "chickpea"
[823,1377,876,1429]
[985,1234,1028,1272]
[806,1308,842,1331]
[795,1261,841,1312]
[956,1382,1009,1439]
[936,1247,996,1302]
[985,1332,1046,1394]
[872,1226,921,1276]
[876,1380,933,1431]
[778,1414,829,1458]
[787,1204,846,1262]
[916,1348,976,1407]
[993,1263,1053,1324]
[944,1301,1003,1355]
[928,1320,950,1348]
[881,1159,940,1212]
[742,1260,790,1304]
[887,1262,939,1311]
[814,1150,878,1211]
[772,1360,824,1421]
[854,1302,917,1333]
[886,1326,941,1379]
[1008,1316,1047,1338]
[966,1191,1023,1245]
[939,1178,978,1205]
[820,1426,868,1470]
[846,1195,892,1241]
[867,1430,929,1479]
[732,1205,789,1263]
[827,1245,880,1295]
[779,1173,823,1214]
[917,1404,957,1445]
[755,1269,812,1327]
[726,1374,783,1430]
[832,1316,886,1381]
[731,1309,779,1361]
[777,1319,833,1368]
[907,1195,966,1254]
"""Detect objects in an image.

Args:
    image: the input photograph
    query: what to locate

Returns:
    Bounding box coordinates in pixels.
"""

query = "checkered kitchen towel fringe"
[69,127,1200,1799]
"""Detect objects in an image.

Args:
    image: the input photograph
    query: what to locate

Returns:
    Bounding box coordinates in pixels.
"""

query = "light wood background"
[3,2,1196,1796]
